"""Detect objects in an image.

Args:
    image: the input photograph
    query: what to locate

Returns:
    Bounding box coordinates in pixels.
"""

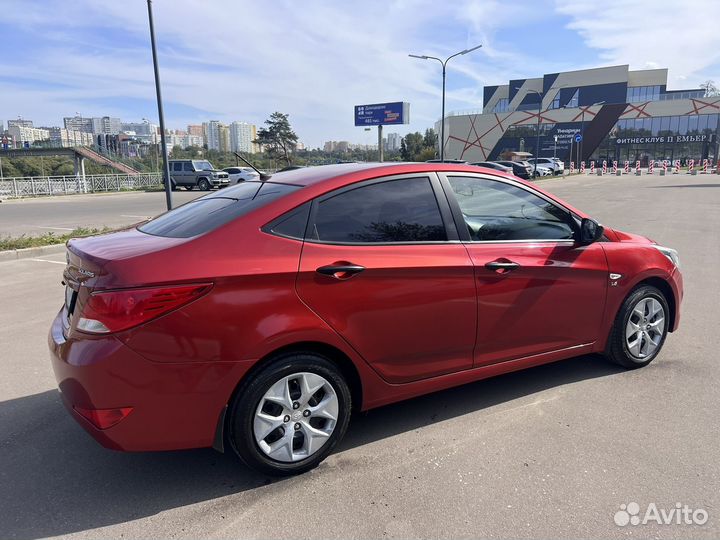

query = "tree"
[400,129,438,161]
[700,80,719,97]
[254,112,298,165]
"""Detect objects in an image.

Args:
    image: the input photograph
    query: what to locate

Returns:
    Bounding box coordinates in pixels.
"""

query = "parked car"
[167,160,230,191]
[495,160,533,179]
[528,157,563,175]
[50,163,682,475]
[470,161,513,173]
[223,167,260,185]
[533,165,553,177]
[552,157,565,174]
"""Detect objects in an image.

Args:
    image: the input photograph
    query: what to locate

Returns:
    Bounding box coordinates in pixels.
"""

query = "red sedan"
[49,163,682,475]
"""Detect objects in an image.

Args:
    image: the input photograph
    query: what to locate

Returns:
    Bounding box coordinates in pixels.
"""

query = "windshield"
[192,160,214,171]
[138,182,301,238]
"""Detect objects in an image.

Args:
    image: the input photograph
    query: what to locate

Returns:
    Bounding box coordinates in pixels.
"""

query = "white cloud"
[554,0,720,89]
[13,1,710,147]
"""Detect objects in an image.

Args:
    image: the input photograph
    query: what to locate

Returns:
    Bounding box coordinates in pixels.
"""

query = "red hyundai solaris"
[49,163,683,475]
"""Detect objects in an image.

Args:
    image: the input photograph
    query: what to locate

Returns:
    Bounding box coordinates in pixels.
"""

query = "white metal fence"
[0,173,163,199]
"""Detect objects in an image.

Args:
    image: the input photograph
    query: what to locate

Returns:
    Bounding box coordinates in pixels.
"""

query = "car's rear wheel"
[228,353,351,475]
[198,178,210,191]
[605,285,669,369]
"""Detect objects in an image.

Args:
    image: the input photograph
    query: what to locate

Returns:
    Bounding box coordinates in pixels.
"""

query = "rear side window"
[183,162,194,172]
[309,177,447,243]
[172,162,182,172]
[139,182,300,238]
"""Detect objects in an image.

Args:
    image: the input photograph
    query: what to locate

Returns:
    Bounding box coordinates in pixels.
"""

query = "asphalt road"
[0,190,202,237]
[0,173,718,539]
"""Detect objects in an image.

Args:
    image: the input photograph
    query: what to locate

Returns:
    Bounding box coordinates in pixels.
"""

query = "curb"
[0,243,66,263]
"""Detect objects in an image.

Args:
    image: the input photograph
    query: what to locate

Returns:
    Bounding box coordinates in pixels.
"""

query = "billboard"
[354,102,409,126]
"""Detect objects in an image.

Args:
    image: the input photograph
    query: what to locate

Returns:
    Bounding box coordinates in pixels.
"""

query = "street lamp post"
[409,45,482,161]
[146,0,173,210]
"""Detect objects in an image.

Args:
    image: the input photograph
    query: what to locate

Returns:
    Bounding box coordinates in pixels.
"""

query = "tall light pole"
[146,0,173,210]
[409,44,482,161]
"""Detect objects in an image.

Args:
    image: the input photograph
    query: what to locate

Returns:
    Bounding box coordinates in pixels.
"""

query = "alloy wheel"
[625,297,665,360]
[253,372,338,463]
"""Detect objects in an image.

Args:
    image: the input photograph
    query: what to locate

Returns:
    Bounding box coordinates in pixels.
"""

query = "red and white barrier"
[663,160,669,173]
[703,159,708,173]
[612,161,618,174]
[635,161,641,174]
[648,160,654,174]
[570,161,575,173]
[624,161,630,173]
[688,159,694,173]
[602,160,607,174]
[580,161,586,174]
[590,161,595,174]
[717,159,720,174]
[674,160,680,173]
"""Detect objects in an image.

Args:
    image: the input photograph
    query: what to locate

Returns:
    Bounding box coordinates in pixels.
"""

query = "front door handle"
[485,260,520,272]
[316,264,366,279]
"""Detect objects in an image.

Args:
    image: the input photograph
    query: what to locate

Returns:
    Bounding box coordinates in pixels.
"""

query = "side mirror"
[579,217,604,245]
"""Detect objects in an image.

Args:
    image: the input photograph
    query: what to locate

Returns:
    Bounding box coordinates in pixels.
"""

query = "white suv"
[528,157,563,175]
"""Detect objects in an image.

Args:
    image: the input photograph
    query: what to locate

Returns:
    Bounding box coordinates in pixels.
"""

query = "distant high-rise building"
[120,120,158,143]
[48,127,94,148]
[64,116,93,133]
[386,132,401,151]
[323,141,336,152]
[229,121,258,153]
[91,116,122,135]
[8,118,34,129]
[219,123,231,152]
[203,120,221,150]
[7,125,50,147]
[187,124,204,137]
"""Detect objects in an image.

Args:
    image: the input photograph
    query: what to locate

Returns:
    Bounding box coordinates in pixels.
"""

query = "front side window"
[309,177,447,243]
[447,176,575,241]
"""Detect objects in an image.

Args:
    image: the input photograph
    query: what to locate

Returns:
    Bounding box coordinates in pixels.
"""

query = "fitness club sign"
[615,134,711,145]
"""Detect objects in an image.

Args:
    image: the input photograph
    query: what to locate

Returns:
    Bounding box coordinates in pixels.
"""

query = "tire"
[227,353,352,476]
[198,178,210,191]
[605,285,670,369]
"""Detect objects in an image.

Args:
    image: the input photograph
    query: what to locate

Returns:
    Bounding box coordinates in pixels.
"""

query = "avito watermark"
[614,502,709,527]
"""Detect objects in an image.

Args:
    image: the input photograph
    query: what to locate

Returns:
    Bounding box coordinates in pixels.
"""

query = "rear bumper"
[48,310,251,452]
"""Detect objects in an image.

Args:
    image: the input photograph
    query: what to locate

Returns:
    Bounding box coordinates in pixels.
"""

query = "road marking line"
[34,226,74,231]
[28,258,65,265]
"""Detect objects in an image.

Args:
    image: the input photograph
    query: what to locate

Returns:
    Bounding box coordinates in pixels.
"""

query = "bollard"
[612,161,618,174]
[602,160,607,174]
[624,161,630,174]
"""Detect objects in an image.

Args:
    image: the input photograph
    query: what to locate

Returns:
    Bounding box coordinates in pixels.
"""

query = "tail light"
[76,283,211,334]
[74,406,134,429]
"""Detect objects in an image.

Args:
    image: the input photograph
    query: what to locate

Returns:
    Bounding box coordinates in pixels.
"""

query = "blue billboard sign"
[354,102,409,126]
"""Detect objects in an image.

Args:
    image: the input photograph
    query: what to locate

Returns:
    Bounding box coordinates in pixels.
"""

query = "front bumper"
[48,310,250,452]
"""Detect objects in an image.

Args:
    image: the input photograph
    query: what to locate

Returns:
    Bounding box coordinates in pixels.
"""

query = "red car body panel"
[48,163,683,452]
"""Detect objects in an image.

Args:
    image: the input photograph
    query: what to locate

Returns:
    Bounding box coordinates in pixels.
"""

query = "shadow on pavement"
[1,354,623,539]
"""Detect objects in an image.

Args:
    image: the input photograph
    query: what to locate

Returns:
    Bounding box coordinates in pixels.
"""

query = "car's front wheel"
[198,178,211,191]
[227,353,352,475]
[605,285,669,368]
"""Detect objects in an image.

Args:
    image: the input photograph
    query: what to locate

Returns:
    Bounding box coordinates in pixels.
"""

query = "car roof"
[267,162,517,187]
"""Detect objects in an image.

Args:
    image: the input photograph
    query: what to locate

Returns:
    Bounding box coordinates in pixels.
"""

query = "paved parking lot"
[0,173,718,539]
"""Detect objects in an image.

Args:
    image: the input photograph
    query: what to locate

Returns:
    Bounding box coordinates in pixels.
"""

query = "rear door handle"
[316,264,366,278]
[485,260,520,272]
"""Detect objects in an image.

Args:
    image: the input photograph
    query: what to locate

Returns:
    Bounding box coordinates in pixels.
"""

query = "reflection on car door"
[441,174,608,366]
[296,174,477,383]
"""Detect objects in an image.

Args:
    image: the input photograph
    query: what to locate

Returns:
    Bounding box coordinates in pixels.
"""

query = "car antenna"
[233,152,272,181]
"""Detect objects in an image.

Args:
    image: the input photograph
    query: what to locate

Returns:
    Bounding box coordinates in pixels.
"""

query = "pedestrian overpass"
[0,146,140,177]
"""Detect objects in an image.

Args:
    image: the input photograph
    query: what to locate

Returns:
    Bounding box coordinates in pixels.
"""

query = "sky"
[1,0,719,148]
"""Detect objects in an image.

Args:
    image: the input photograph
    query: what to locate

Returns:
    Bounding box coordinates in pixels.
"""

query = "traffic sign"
[574,133,583,143]
[354,102,410,126]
